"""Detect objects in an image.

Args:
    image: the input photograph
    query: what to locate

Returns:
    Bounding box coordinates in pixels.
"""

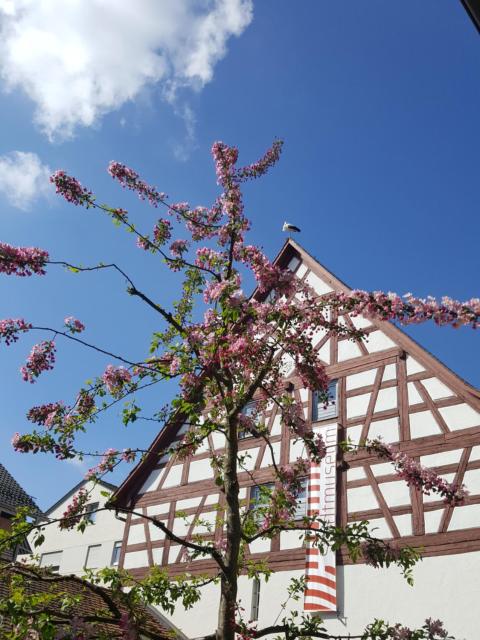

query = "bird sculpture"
[282,221,301,233]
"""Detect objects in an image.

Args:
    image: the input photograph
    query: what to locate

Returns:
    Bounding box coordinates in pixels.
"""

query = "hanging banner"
[304,422,338,612]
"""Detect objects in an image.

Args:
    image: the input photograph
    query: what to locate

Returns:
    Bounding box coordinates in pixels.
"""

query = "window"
[293,477,308,520]
[111,541,122,566]
[40,551,62,572]
[286,255,301,273]
[312,380,338,422]
[239,401,261,439]
[251,578,261,621]
[84,544,102,569]
[250,483,274,521]
[264,289,277,304]
[84,502,99,524]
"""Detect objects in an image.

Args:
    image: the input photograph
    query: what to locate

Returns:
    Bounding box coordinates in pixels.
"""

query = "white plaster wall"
[161,553,480,640]
[439,403,480,430]
[366,331,395,352]
[368,416,399,442]
[305,272,333,295]
[406,356,425,374]
[19,481,125,577]
[338,340,363,362]
[346,368,377,391]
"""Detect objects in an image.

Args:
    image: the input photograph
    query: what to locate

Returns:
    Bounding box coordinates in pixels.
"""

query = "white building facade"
[20,479,125,576]
[112,240,480,640]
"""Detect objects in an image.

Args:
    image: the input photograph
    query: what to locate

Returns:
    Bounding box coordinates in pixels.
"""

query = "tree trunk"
[216,416,241,640]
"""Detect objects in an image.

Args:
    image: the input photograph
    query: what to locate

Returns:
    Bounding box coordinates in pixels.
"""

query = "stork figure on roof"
[282,221,301,235]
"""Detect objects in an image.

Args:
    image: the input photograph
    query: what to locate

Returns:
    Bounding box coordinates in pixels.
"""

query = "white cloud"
[0,151,51,210]
[0,0,253,140]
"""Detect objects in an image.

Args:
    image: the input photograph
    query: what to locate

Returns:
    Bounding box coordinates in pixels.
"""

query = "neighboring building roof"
[0,563,184,639]
[461,0,480,33]
[0,462,40,515]
[42,477,118,518]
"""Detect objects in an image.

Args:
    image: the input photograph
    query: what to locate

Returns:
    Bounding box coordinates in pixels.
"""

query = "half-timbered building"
[112,240,480,639]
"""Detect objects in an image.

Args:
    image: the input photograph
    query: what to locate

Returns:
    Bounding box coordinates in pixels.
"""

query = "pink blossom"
[11,432,24,451]
[136,236,150,250]
[0,318,32,345]
[153,218,172,245]
[333,289,480,330]
[369,439,468,506]
[236,140,284,181]
[64,316,85,334]
[211,141,239,186]
[169,356,181,375]
[50,170,93,207]
[108,161,166,208]
[27,402,65,426]
[102,365,132,395]
[281,403,307,436]
[59,488,91,529]
[169,239,189,257]
[20,340,56,383]
[85,448,119,480]
[76,390,95,417]
[0,243,49,276]
[121,448,137,463]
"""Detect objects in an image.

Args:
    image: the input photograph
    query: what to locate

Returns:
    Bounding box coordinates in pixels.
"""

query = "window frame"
[293,476,309,521]
[238,400,262,440]
[250,577,261,621]
[84,544,102,569]
[249,482,275,521]
[40,550,62,572]
[311,380,338,423]
[84,502,99,524]
[286,254,301,273]
[110,541,122,566]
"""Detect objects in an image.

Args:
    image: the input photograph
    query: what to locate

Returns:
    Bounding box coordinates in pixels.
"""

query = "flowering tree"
[0,140,478,640]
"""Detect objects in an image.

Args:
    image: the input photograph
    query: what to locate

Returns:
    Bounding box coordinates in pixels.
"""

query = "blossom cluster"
[108,161,166,207]
[64,316,85,334]
[85,448,119,481]
[84,448,137,482]
[59,488,91,530]
[20,340,56,383]
[76,390,96,417]
[0,242,49,277]
[363,615,450,640]
[195,247,224,271]
[369,439,468,506]
[236,244,295,296]
[50,170,93,207]
[335,289,480,330]
[25,390,94,436]
[169,239,189,257]
[102,365,132,395]
[0,318,31,345]
[236,139,284,181]
[11,431,75,460]
[258,458,311,531]
[153,218,172,245]
[27,402,65,427]
[211,141,239,187]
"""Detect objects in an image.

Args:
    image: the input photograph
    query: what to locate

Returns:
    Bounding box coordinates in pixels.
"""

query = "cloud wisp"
[0,151,52,210]
[0,0,253,140]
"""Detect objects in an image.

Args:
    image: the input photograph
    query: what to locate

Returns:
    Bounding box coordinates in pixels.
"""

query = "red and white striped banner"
[304,423,337,612]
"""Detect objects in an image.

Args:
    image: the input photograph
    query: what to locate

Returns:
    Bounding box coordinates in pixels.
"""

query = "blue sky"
[0,1,479,509]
